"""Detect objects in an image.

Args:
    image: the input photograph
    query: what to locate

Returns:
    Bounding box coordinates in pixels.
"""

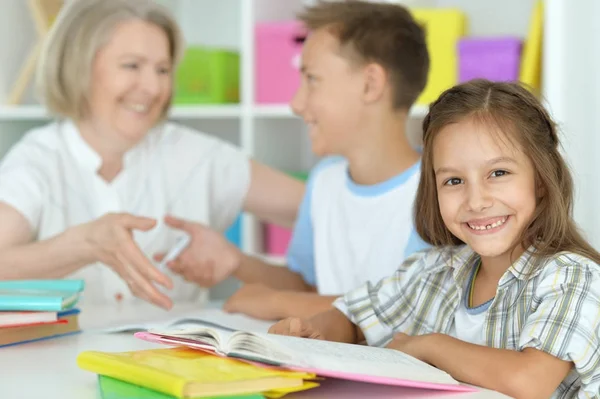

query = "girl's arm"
[390,333,572,399]
[313,308,366,343]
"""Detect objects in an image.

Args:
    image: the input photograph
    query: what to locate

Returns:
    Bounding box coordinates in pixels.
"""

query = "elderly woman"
[0,0,303,310]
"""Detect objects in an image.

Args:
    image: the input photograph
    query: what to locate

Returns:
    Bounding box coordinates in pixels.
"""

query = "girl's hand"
[78,212,173,309]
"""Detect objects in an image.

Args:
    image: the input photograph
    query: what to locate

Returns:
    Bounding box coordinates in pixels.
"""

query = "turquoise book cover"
[0,279,84,311]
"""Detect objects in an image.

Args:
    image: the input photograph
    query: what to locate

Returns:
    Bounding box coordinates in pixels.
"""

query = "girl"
[269,80,600,398]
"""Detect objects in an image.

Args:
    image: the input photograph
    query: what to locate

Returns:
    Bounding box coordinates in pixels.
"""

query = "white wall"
[544,0,600,248]
[0,2,37,104]
[175,0,241,49]
[434,0,535,37]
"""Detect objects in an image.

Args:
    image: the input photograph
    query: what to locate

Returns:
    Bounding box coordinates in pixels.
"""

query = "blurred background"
[0,0,595,265]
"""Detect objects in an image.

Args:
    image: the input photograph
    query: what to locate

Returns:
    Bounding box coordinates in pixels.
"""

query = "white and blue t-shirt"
[287,157,428,295]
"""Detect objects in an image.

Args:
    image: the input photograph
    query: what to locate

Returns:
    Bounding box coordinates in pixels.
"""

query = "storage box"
[255,21,306,104]
[410,9,467,105]
[225,214,243,248]
[264,224,293,256]
[458,37,522,83]
[174,46,240,104]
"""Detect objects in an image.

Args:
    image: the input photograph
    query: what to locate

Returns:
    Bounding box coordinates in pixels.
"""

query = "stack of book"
[78,346,319,399]
[0,279,84,347]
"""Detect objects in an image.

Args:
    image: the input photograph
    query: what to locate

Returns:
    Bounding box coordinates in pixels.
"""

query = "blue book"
[0,280,84,311]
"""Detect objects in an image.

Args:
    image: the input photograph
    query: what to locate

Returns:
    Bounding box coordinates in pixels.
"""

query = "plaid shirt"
[334,246,600,398]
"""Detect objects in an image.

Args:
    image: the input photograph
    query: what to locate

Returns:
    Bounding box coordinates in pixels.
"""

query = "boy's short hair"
[298,0,429,110]
[36,0,184,121]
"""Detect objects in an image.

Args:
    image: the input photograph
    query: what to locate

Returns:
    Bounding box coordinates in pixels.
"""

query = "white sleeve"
[0,139,47,231]
[166,124,250,233]
[206,140,250,232]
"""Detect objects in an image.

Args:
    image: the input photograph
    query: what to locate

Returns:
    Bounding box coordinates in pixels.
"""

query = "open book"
[136,325,475,393]
[81,303,272,333]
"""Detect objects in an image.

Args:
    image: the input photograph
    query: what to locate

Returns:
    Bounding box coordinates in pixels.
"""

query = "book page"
[228,332,306,366]
[253,334,457,385]
[158,327,235,353]
[84,303,272,333]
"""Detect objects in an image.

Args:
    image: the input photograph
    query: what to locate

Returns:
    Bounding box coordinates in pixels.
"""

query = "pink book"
[135,327,476,393]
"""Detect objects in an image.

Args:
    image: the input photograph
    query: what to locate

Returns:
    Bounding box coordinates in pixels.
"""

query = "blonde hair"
[36,0,184,121]
[415,79,600,264]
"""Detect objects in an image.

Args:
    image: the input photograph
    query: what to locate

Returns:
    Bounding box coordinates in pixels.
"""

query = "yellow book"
[519,0,544,95]
[410,8,467,105]
[77,347,318,399]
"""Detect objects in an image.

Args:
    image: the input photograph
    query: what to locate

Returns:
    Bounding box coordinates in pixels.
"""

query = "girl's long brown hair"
[415,79,600,264]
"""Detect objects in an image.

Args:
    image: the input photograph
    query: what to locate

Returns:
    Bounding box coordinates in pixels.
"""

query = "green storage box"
[174,46,240,104]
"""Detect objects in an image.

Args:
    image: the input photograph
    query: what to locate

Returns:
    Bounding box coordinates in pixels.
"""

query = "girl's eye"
[444,177,463,186]
[491,170,508,178]
[122,63,138,70]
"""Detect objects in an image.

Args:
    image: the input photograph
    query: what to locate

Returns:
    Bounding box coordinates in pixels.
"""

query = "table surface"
[0,303,512,399]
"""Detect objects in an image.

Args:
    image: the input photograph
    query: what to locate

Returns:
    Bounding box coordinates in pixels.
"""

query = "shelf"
[0,103,428,122]
[0,104,243,121]
[253,253,287,266]
[170,104,241,119]
[253,105,297,118]
[253,104,429,119]
[0,105,49,120]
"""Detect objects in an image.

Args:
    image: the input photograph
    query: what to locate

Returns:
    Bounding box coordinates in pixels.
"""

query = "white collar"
[61,119,103,172]
[60,120,164,173]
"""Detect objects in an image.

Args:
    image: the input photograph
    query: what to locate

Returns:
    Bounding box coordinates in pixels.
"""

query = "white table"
[0,304,512,399]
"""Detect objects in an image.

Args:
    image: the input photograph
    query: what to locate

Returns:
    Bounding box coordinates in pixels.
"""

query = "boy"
[162,0,430,319]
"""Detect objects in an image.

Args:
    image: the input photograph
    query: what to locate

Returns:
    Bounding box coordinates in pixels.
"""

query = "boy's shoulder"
[305,156,348,190]
[307,156,422,193]
[309,156,347,180]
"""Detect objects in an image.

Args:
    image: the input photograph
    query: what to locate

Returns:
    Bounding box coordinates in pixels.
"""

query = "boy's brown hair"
[298,0,429,111]
[415,79,600,264]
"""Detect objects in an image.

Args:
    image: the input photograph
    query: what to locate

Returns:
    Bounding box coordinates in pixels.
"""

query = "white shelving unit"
[0,0,552,260]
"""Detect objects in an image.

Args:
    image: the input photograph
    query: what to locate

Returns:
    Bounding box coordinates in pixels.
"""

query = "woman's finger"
[131,270,173,310]
[121,234,172,289]
[119,252,173,310]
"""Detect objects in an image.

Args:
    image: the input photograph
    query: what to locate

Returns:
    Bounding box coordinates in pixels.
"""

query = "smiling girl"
[269,79,600,398]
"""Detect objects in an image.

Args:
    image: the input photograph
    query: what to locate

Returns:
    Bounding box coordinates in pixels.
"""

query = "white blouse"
[0,120,250,305]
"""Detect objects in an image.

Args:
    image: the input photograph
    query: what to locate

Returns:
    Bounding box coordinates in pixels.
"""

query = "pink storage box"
[264,223,293,256]
[255,21,306,104]
[458,37,522,83]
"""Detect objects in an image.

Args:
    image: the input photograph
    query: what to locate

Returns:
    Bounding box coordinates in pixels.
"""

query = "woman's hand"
[78,212,173,309]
